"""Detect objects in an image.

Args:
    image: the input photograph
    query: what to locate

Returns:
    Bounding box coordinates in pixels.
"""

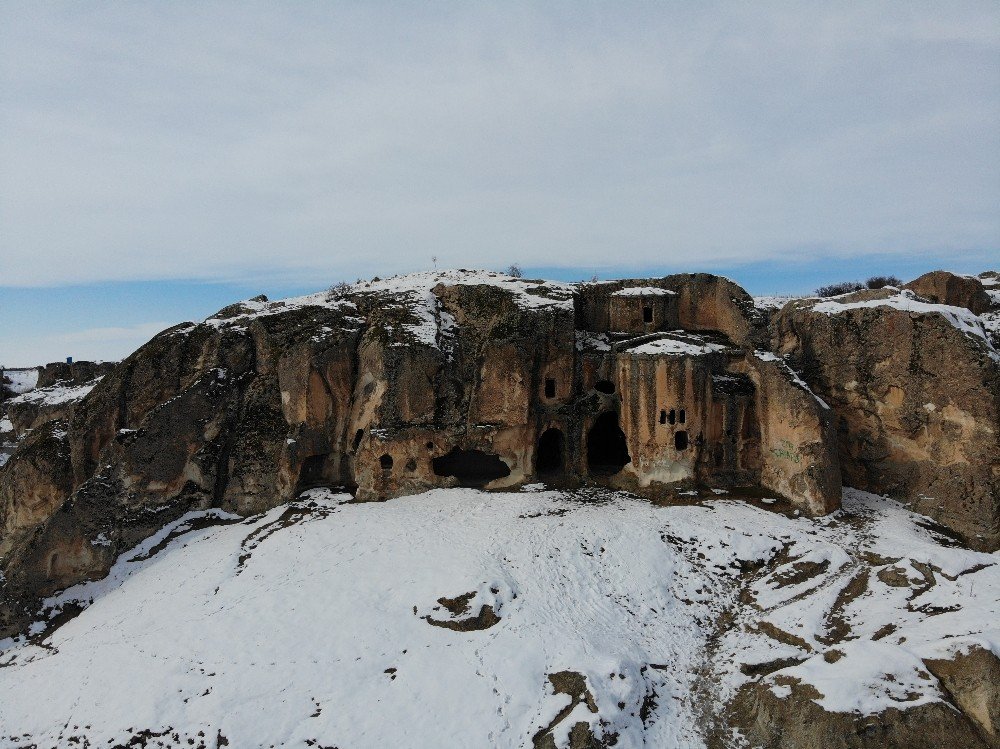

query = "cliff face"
[772,287,1000,551]
[0,270,839,637]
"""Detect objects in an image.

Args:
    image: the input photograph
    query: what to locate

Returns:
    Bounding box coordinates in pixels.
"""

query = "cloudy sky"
[1,1,998,365]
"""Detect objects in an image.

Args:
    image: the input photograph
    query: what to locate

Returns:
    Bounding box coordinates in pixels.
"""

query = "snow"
[629,333,728,357]
[753,351,830,409]
[0,486,995,747]
[575,330,611,352]
[2,367,38,394]
[753,295,798,311]
[610,286,676,297]
[5,378,100,407]
[811,290,997,358]
[200,270,576,350]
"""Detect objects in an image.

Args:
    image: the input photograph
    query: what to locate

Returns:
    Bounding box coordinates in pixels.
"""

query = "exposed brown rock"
[772,289,1000,550]
[732,674,990,749]
[904,270,993,315]
[0,271,839,637]
[924,646,1000,746]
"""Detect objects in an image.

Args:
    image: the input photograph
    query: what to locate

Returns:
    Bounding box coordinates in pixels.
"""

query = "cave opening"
[432,448,511,487]
[668,409,676,425]
[295,453,329,494]
[659,409,667,425]
[536,428,565,475]
[587,411,631,475]
[675,431,689,451]
[679,409,686,424]
[595,379,615,394]
[379,453,394,471]
[544,378,556,398]
[642,306,653,323]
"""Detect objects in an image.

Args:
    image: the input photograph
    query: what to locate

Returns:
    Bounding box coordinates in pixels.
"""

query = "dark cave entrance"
[295,453,329,494]
[586,412,631,476]
[432,448,511,487]
[536,428,565,475]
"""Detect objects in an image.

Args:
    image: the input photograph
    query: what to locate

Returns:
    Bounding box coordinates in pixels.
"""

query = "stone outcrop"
[772,288,1000,551]
[0,271,840,638]
[732,673,992,749]
[924,646,1000,745]
[904,270,993,315]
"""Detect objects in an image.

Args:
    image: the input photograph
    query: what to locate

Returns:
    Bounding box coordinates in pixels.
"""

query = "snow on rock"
[610,286,676,297]
[0,487,995,747]
[2,368,39,394]
[629,333,728,357]
[753,295,799,311]
[811,289,997,357]
[753,350,830,409]
[200,270,576,349]
[5,378,101,407]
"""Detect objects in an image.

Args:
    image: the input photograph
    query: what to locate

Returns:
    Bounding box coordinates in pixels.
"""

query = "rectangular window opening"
[544,378,556,398]
[642,306,653,323]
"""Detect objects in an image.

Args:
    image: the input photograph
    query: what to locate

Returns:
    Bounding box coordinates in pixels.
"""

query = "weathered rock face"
[904,270,994,315]
[732,675,992,749]
[0,270,839,636]
[772,289,1000,551]
[924,646,1000,745]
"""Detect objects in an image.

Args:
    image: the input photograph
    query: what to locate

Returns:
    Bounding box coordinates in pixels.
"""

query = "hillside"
[0,486,996,748]
[0,268,998,748]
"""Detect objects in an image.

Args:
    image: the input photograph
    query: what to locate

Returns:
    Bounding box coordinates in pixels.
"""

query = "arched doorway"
[536,428,564,475]
[587,412,631,475]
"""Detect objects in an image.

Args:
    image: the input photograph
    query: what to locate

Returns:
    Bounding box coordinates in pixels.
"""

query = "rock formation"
[904,270,994,315]
[0,271,839,638]
[771,285,1000,551]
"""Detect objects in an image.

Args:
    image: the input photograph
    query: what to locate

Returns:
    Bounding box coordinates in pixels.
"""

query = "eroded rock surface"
[904,270,994,315]
[772,287,1000,550]
[0,270,840,638]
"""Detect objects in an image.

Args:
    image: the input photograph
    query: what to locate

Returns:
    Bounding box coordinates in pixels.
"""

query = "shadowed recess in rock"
[536,428,565,475]
[587,411,631,476]
[431,448,511,487]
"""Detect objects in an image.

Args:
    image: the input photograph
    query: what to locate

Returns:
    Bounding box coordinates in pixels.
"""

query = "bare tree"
[815,281,864,297]
[506,264,523,278]
[866,275,902,289]
[328,281,352,299]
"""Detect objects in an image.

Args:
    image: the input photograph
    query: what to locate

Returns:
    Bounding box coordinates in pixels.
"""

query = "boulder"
[904,270,993,315]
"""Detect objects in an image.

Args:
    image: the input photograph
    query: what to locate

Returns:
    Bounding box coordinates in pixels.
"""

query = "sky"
[1,1,998,366]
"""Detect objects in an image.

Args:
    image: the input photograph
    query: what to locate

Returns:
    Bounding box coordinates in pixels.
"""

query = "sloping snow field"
[0,488,996,748]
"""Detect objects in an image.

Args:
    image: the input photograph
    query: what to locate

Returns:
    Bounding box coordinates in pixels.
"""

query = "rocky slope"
[0,267,997,748]
[0,487,995,748]
[0,270,839,640]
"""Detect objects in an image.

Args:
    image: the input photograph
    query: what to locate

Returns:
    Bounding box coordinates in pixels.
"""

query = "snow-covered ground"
[1,367,38,394]
[0,487,995,748]
[4,377,101,408]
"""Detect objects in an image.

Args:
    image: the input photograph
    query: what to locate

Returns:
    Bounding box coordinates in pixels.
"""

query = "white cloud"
[1,2,997,287]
